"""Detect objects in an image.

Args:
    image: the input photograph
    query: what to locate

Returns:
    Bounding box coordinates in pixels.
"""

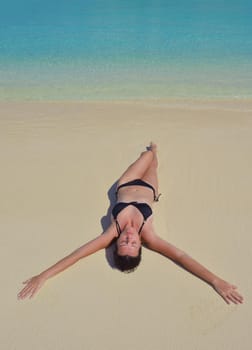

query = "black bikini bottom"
[116,178,160,202]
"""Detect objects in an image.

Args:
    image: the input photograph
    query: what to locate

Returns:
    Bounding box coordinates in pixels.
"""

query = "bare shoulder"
[141,222,185,261]
[84,223,118,251]
[103,222,118,240]
[140,219,158,245]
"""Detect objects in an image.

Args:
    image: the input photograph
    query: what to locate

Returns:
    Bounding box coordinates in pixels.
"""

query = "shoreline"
[1,97,252,108]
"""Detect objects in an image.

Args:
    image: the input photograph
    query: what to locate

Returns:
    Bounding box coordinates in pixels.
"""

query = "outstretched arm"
[18,224,116,300]
[144,231,244,305]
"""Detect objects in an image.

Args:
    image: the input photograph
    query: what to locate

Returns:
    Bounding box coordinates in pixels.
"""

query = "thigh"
[142,164,159,195]
[118,150,153,186]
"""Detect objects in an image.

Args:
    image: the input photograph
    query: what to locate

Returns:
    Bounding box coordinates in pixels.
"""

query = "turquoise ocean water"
[0,0,251,100]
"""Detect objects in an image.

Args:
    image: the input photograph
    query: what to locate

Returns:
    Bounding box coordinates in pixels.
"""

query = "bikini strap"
[138,220,146,234]
[115,220,122,236]
[154,193,162,202]
[116,218,145,236]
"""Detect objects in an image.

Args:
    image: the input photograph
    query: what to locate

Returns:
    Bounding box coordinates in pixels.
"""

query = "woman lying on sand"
[18,143,243,304]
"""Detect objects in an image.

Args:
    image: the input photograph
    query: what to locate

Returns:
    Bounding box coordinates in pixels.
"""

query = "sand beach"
[0,99,251,349]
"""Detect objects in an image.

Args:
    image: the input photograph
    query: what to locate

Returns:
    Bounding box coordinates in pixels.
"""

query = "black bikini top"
[112,201,152,235]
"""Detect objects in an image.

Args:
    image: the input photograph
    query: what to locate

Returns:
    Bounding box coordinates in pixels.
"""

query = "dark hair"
[114,247,142,273]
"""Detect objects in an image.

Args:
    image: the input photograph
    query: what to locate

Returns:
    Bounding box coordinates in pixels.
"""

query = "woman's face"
[116,226,141,257]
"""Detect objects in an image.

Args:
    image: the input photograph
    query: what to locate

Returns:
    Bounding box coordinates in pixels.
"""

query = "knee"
[140,151,147,157]
[140,149,153,159]
[151,158,158,169]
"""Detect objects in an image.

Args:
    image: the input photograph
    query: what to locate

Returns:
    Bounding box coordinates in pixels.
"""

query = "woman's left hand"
[212,278,244,304]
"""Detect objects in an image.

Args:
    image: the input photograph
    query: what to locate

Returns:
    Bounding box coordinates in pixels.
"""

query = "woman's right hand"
[17,274,47,300]
[212,278,244,305]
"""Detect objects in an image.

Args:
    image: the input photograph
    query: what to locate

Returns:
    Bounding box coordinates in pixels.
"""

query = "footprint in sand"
[189,298,236,335]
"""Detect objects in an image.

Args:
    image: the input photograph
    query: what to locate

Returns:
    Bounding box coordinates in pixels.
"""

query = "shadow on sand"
[100,180,118,268]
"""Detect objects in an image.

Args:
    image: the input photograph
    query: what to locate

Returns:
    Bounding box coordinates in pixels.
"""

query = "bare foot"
[146,142,158,169]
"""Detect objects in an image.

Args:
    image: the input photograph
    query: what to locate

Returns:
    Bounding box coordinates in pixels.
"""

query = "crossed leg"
[117,143,159,196]
[142,143,159,196]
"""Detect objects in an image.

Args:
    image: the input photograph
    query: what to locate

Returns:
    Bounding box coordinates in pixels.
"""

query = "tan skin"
[18,143,244,305]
